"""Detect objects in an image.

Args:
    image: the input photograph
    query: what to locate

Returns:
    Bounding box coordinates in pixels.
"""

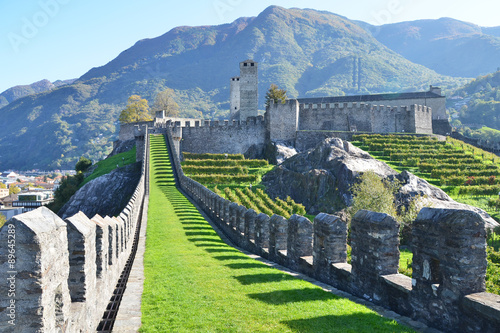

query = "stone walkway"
[112,195,148,333]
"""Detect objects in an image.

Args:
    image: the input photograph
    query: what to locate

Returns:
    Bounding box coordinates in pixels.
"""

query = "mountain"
[0,79,75,109]
[360,18,500,78]
[0,6,466,170]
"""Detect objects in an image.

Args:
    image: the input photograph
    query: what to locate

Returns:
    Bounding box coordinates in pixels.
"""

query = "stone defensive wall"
[164,128,500,333]
[177,116,266,156]
[267,99,433,142]
[0,132,150,332]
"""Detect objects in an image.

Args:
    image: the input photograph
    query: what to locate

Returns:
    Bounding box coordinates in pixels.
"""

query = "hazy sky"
[1,0,499,93]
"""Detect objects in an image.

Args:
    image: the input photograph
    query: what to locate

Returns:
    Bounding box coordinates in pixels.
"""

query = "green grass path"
[141,135,414,332]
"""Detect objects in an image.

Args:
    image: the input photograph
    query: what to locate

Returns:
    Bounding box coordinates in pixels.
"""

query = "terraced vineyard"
[352,134,500,219]
[182,153,307,218]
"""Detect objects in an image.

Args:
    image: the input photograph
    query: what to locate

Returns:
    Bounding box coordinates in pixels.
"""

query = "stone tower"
[238,59,258,121]
[230,76,240,118]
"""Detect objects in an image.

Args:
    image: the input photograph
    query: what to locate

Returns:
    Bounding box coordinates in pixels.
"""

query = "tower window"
[244,63,248,66]
[251,63,254,66]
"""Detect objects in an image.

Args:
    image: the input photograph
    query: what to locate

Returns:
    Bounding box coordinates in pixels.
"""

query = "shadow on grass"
[194,243,228,248]
[174,208,200,213]
[205,248,241,253]
[187,237,225,243]
[248,288,338,305]
[179,221,208,226]
[235,273,296,285]
[282,314,411,333]
[183,226,214,231]
[213,255,249,261]
[224,263,268,270]
[185,231,218,237]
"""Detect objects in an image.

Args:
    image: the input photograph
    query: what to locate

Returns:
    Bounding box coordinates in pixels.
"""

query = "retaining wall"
[0,132,149,332]
[164,128,500,333]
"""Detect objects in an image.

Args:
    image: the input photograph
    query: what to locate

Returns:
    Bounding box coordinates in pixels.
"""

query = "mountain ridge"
[0,6,484,170]
[0,79,76,109]
[360,17,500,77]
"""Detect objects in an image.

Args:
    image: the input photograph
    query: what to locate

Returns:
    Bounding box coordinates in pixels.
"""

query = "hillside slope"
[0,6,465,170]
[361,18,500,77]
[448,70,500,129]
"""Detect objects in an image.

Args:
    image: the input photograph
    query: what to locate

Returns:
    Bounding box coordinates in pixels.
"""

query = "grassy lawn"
[81,146,137,187]
[141,134,414,332]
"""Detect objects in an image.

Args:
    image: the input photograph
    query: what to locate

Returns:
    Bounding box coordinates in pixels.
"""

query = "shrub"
[75,156,92,173]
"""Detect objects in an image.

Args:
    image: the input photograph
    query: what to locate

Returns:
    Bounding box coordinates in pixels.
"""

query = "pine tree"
[265,84,287,107]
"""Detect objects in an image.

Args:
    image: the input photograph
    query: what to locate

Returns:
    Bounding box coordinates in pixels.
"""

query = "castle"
[230,59,259,122]
[135,60,451,159]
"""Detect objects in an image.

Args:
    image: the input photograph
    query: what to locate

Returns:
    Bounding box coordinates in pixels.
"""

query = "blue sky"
[1,0,499,93]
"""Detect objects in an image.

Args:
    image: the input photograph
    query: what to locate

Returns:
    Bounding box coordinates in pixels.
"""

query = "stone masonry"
[0,130,149,332]
[163,126,500,333]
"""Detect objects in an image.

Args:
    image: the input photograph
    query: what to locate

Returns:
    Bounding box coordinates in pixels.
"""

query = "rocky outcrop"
[395,171,498,229]
[59,162,141,219]
[107,139,136,158]
[263,138,397,214]
[275,141,299,165]
[263,137,499,229]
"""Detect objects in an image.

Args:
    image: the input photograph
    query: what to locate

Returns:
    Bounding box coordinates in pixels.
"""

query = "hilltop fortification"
[120,60,451,158]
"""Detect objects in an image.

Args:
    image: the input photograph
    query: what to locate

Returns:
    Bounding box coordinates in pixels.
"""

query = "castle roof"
[297,90,444,105]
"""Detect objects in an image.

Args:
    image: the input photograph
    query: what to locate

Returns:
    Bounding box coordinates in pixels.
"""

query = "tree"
[348,171,397,220]
[0,183,6,189]
[119,95,152,123]
[9,186,20,195]
[0,214,6,228]
[265,84,287,107]
[75,156,92,173]
[348,170,427,245]
[153,88,180,117]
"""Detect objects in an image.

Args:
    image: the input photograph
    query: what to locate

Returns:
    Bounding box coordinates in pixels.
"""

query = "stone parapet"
[162,126,500,333]
[0,128,149,332]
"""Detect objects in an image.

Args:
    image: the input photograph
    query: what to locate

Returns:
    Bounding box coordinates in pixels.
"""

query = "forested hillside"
[0,6,473,170]
[448,70,500,130]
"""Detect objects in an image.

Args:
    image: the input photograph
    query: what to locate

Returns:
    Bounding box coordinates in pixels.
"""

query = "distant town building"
[12,191,53,213]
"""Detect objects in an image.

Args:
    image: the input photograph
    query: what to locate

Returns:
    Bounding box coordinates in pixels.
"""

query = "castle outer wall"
[266,100,433,145]
[180,118,266,155]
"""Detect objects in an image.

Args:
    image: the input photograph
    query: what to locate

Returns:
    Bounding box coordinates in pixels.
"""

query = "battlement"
[297,101,431,114]
[155,115,265,129]
[0,131,150,332]
[267,98,433,137]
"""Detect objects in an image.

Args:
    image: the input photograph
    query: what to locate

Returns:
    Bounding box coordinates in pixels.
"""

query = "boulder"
[59,162,141,219]
[263,137,397,214]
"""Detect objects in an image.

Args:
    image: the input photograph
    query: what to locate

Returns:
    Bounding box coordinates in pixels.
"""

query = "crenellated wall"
[268,101,434,137]
[0,131,149,332]
[164,127,500,333]
[179,116,266,155]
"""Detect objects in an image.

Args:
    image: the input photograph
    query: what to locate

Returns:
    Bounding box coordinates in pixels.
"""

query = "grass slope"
[141,134,414,332]
[81,146,137,187]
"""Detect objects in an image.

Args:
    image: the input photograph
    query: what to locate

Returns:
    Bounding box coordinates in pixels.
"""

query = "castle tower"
[230,76,240,118]
[238,59,258,121]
